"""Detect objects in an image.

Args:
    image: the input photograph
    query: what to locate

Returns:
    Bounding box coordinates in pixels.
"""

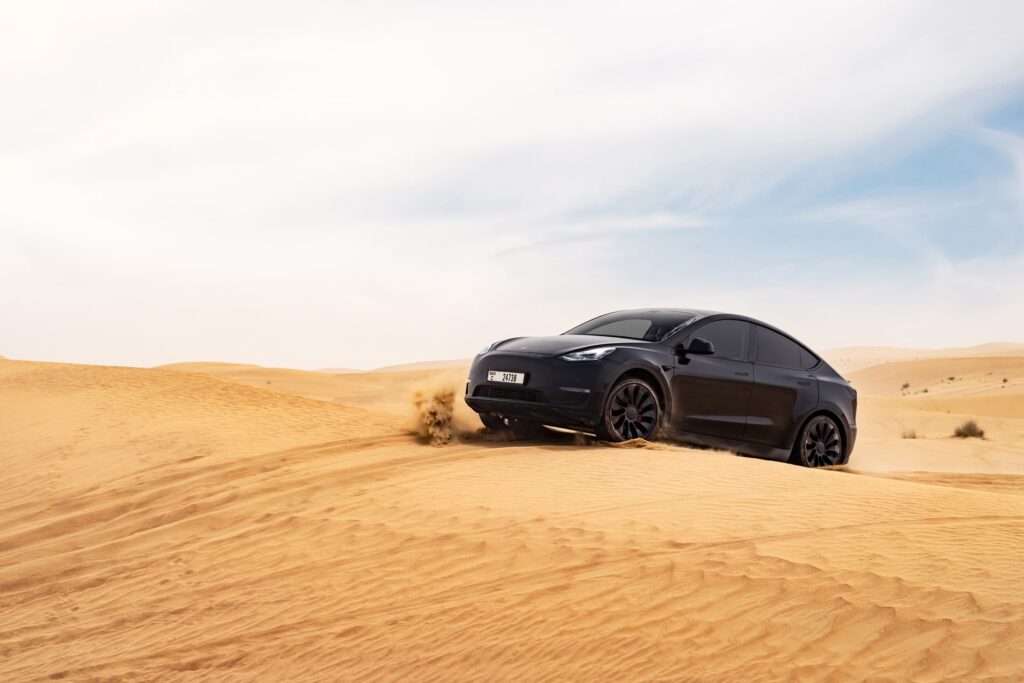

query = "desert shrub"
[922,388,929,393]
[901,429,917,439]
[953,420,984,439]
[901,382,910,390]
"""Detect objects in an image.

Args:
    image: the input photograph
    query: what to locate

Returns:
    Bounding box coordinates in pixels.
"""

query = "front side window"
[756,326,803,368]
[688,320,749,361]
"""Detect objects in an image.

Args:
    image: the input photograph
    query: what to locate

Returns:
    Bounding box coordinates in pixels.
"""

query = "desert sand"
[825,342,1024,374]
[2,348,1023,681]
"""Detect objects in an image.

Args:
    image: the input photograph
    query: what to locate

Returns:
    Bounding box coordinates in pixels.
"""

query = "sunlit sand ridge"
[1,349,1022,680]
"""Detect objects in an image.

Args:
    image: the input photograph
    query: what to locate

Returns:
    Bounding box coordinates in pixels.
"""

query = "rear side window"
[800,348,819,369]
[755,326,803,369]
[689,320,749,361]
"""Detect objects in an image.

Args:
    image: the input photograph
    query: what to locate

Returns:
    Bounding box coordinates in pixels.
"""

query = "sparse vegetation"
[901,429,917,439]
[947,376,955,381]
[922,388,929,393]
[901,382,910,390]
[1004,378,1009,383]
[953,420,984,439]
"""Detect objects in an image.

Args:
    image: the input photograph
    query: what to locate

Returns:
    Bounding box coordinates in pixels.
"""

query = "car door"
[670,319,754,440]
[743,325,819,448]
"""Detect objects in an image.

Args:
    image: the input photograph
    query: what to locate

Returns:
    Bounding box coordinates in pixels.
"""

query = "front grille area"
[473,386,545,402]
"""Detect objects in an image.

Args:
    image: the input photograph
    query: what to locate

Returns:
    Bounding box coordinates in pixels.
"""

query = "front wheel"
[598,378,661,441]
[794,415,844,467]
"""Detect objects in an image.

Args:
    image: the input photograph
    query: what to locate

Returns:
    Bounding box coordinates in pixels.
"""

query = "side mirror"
[677,337,715,356]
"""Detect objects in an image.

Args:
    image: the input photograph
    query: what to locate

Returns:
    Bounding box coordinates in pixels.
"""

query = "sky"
[2,1,1023,369]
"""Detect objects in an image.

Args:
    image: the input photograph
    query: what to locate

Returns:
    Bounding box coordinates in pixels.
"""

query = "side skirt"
[662,429,792,462]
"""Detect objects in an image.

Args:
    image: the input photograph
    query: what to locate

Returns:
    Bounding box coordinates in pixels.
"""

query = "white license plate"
[487,370,525,384]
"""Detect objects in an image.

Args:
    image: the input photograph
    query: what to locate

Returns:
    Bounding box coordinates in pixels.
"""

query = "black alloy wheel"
[798,415,843,467]
[601,379,660,441]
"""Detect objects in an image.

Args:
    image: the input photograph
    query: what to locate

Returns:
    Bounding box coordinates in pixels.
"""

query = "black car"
[465,309,856,467]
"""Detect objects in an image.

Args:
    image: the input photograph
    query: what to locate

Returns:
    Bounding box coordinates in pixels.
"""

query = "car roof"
[614,307,721,318]
[612,308,817,354]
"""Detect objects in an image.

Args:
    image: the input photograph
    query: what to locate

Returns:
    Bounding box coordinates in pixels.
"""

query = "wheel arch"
[614,366,670,415]
[790,408,850,465]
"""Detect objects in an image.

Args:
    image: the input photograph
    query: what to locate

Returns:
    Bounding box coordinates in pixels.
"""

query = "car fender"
[609,353,674,417]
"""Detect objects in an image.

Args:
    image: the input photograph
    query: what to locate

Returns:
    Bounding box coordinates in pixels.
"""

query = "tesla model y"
[465,309,856,467]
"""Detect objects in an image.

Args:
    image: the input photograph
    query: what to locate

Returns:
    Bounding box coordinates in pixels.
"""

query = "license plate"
[487,370,525,384]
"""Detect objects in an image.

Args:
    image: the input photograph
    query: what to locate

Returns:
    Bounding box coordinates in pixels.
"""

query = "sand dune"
[160,360,474,423]
[2,351,1024,680]
[824,342,1024,373]
[366,358,472,373]
[847,356,1024,475]
[848,355,1024,395]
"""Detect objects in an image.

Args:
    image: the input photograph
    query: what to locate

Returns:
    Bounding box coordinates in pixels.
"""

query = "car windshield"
[563,310,700,341]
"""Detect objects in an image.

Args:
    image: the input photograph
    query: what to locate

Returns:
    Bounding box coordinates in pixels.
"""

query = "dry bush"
[901,429,917,439]
[953,420,984,439]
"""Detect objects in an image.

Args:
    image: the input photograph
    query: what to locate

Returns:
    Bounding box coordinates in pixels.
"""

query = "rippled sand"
[1,349,1022,681]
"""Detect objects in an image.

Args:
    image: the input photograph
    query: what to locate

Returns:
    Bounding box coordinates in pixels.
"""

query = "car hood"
[493,335,650,356]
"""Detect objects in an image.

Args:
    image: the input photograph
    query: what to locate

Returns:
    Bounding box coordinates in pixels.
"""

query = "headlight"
[561,347,617,362]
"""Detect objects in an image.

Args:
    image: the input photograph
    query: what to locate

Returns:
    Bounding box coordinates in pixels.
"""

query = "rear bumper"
[464,352,624,430]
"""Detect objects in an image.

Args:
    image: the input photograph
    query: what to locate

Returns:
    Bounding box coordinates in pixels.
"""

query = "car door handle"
[734,371,749,376]
[797,379,812,386]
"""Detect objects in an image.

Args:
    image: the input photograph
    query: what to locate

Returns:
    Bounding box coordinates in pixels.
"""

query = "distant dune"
[848,355,1023,396]
[159,361,266,373]
[848,355,1024,474]
[824,341,1024,373]
[311,359,470,373]
[3,347,1024,680]
[368,358,472,372]
[160,360,473,419]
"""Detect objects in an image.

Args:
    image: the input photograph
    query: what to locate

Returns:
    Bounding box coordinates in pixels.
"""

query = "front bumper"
[464,352,624,430]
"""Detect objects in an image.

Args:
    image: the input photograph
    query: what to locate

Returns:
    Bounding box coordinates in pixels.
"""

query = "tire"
[794,414,844,468]
[598,378,662,442]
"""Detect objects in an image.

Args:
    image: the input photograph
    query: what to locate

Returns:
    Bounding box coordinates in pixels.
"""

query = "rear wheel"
[795,415,844,467]
[598,378,661,442]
